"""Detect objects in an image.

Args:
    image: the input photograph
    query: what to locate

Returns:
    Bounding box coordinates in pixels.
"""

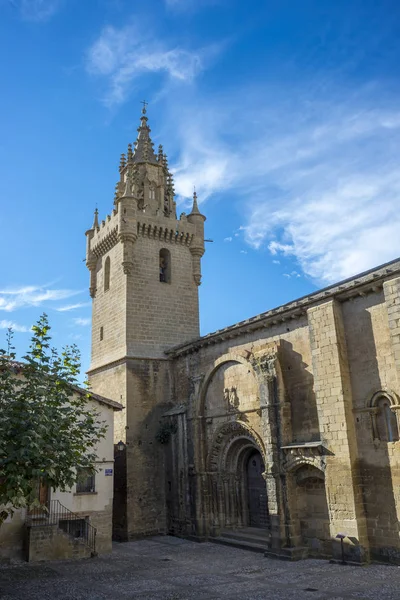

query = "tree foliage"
[0,314,106,520]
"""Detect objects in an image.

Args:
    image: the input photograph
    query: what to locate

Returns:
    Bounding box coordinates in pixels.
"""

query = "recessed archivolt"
[294,464,325,484]
[283,453,326,477]
[207,420,266,473]
[368,389,399,408]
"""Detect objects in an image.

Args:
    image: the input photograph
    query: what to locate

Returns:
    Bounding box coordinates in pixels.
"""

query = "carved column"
[251,348,288,551]
[189,374,207,538]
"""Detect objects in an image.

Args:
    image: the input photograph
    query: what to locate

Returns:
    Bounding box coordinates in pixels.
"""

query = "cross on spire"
[141,100,148,114]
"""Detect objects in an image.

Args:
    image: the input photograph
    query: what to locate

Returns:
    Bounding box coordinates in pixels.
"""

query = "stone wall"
[0,510,26,562]
[91,242,127,371]
[25,525,92,562]
[124,358,171,539]
[162,264,400,563]
[126,235,200,358]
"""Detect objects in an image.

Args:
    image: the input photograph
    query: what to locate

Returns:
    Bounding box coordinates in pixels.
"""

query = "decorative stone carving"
[207,421,265,472]
[251,352,277,380]
[224,386,240,411]
[281,442,330,475]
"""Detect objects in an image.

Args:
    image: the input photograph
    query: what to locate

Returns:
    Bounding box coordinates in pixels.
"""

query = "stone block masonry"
[86,105,400,562]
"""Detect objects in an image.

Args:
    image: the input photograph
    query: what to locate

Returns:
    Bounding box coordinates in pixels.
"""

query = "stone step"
[265,546,309,561]
[210,528,270,554]
[211,535,267,554]
[219,528,270,547]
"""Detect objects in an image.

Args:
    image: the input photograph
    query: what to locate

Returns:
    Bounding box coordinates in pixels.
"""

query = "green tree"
[0,314,106,524]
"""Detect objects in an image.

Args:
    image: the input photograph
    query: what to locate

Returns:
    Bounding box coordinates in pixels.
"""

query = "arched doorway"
[246,450,268,528]
[207,422,269,533]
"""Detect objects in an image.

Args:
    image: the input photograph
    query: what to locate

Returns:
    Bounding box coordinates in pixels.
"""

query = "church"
[85,106,400,564]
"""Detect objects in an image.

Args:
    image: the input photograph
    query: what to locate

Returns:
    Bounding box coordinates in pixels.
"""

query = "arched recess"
[369,390,399,442]
[207,420,267,473]
[206,420,269,530]
[197,353,259,419]
[285,462,330,556]
[193,348,285,536]
[159,248,171,283]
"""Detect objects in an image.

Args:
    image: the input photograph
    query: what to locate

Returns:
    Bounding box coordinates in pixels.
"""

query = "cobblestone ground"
[1,536,400,600]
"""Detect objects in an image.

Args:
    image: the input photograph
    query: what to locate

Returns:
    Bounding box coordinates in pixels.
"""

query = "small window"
[159,248,171,283]
[100,326,104,341]
[76,468,95,494]
[104,256,110,291]
[376,397,399,442]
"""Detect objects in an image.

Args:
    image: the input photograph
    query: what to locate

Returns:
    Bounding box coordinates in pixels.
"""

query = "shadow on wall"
[344,303,400,564]
[292,465,331,557]
[112,359,174,542]
[280,340,319,443]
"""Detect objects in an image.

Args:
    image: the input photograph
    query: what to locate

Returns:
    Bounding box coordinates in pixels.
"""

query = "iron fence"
[27,499,97,555]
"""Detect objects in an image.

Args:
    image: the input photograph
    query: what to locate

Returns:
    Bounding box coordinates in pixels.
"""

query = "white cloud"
[86,25,206,106]
[240,250,247,254]
[56,302,91,312]
[0,285,81,312]
[0,319,29,333]
[72,317,91,326]
[272,260,280,265]
[8,0,62,21]
[169,83,400,284]
[224,236,232,242]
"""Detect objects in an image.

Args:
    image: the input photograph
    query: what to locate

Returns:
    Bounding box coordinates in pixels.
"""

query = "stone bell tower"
[85,105,206,540]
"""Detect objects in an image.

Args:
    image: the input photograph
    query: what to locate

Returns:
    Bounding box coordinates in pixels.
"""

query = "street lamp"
[116,440,126,452]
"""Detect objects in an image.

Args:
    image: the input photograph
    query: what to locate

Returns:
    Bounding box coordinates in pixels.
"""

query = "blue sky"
[1,0,400,378]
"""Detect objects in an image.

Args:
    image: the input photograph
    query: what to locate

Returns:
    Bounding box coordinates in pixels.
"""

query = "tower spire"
[132,103,158,164]
[92,207,99,229]
[190,188,201,215]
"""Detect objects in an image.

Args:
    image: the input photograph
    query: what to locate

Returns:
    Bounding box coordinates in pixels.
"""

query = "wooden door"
[246,451,268,528]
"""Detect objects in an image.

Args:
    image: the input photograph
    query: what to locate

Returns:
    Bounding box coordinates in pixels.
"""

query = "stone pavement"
[1,536,400,600]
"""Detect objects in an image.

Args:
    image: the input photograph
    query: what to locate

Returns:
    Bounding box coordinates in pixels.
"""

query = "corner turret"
[188,190,206,285]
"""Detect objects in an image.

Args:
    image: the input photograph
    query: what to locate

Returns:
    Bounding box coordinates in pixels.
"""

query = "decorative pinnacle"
[163,153,168,169]
[191,189,201,215]
[167,172,174,190]
[92,207,99,229]
[113,183,119,205]
[123,166,135,197]
[119,153,126,171]
[158,144,163,161]
[143,139,149,160]
[127,143,133,161]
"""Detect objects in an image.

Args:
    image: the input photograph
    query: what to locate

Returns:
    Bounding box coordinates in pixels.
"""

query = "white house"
[0,387,122,562]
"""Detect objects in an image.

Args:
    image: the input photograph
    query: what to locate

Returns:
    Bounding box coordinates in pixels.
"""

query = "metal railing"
[27,499,97,555]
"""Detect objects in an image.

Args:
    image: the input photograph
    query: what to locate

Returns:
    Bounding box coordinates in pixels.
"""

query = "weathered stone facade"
[87,108,400,563]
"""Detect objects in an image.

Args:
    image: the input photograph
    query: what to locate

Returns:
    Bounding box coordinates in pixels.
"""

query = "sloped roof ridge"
[166,255,400,356]
[3,360,123,411]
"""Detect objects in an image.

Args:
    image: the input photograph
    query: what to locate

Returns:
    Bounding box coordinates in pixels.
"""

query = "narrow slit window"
[104,256,110,291]
[159,248,171,283]
[100,326,104,341]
